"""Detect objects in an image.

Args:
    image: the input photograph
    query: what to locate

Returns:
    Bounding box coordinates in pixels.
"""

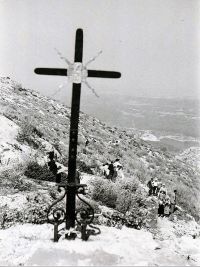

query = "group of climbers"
[101,159,124,182]
[147,177,177,217]
[46,148,125,185]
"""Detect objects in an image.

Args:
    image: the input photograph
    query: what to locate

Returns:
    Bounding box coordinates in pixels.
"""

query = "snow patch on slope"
[0,115,18,142]
[0,115,33,167]
[140,131,160,142]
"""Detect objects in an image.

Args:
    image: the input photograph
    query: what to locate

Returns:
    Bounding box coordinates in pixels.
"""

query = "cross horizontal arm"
[34,68,67,76]
[87,70,121,79]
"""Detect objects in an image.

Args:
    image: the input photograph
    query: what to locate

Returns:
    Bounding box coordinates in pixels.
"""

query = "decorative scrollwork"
[47,183,100,241]
[75,193,94,225]
[47,187,66,225]
[52,208,66,222]
[75,192,101,241]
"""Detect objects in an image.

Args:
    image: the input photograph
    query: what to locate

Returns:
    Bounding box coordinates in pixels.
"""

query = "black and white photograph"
[0,0,200,265]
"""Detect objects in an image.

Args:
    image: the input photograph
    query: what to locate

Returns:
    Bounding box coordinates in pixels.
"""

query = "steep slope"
[0,77,200,219]
[0,76,200,224]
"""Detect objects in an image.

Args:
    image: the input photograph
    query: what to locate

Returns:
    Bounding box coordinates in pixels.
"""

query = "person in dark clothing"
[147,178,154,196]
[85,139,89,147]
[47,151,61,183]
[48,159,62,183]
[158,199,165,217]
[48,159,58,175]
[108,162,114,180]
[158,192,166,217]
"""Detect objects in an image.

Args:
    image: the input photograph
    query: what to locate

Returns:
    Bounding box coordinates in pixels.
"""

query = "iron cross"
[35,28,121,230]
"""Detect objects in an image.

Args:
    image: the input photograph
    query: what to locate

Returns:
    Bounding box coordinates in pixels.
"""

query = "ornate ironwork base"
[47,183,100,242]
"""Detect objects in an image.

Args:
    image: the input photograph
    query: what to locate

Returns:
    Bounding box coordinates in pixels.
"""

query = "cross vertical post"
[66,29,83,230]
[34,28,121,240]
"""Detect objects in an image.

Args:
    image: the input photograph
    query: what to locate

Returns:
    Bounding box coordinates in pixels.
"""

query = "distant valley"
[80,94,200,153]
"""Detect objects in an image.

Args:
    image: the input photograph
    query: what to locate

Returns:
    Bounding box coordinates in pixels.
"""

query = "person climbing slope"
[108,161,114,180]
[147,178,154,196]
[85,139,89,147]
[158,183,167,196]
[101,163,109,178]
[47,150,66,183]
[157,179,162,194]
[158,189,166,217]
[152,178,158,196]
[164,195,171,217]
[113,158,124,181]
[170,189,177,214]
[158,198,165,217]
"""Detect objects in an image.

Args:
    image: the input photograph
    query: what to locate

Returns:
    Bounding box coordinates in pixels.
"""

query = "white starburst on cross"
[55,48,102,97]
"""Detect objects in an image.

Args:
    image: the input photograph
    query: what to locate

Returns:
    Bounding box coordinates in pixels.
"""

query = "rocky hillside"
[0,76,200,227]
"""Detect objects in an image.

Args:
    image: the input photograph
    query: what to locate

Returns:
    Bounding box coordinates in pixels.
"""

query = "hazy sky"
[0,0,199,103]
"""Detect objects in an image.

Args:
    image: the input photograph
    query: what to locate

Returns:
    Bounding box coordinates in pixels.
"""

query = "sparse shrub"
[17,121,43,148]
[53,142,63,155]
[89,176,150,229]
[90,178,118,208]
[24,161,56,182]
[13,82,23,91]
[116,189,135,213]
[136,150,147,157]
[0,192,53,229]
[117,178,139,193]
[134,167,151,184]
[3,111,18,122]
[77,160,94,174]
[89,176,147,214]
[161,147,167,152]
[149,163,156,169]
[175,184,200,221]
[0,168,36,192]
[125,155,143,173]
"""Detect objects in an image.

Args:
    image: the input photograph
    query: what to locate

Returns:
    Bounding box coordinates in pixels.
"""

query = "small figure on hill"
[113,158,123,170]
[47,151,63,183]
[112,159,124,182]
[147,178,154,196]
[158,198,165,217]
[157,180,162,194]
[108,161,115,180]
[85,139,89,147]
[158,189,166,217]
[107,159,124,182]
[152,178,158,196]
[47,151,58,175]
[113,158,123,182]
[170,189,177,214]
[102,163,109,178]
[158,183,167,196]
[164,195,171,217]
